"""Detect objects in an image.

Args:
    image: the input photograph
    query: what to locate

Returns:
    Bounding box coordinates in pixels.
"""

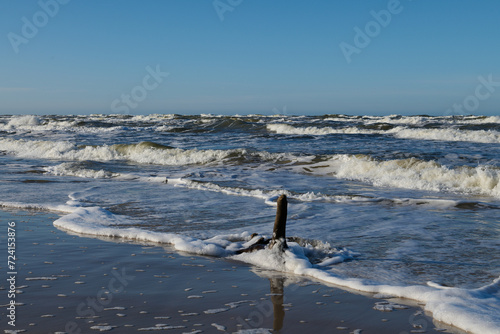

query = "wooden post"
[270,194,287,249]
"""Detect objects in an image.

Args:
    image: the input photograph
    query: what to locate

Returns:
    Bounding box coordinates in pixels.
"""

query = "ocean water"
[1,113,499,333]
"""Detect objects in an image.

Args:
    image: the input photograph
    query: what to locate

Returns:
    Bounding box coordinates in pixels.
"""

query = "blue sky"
[1,0,499,116]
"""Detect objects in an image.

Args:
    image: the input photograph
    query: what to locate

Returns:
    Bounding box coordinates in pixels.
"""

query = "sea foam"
[53,205,231,257]
[49,198,500,334]
[388,126,500,144]
[267,123,500,143]
[267,124,377,135]
[231,246,500,334]
[44,162,118,179]
[0,138,287,166]
[300,155,500,198]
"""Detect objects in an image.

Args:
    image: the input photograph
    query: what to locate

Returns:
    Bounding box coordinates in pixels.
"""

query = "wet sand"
[0,209,465,333]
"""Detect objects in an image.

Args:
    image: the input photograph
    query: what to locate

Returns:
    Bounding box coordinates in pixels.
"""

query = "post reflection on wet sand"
[269,277,285,331]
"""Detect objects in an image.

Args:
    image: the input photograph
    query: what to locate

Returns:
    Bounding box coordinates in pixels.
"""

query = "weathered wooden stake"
[270,194,288,249]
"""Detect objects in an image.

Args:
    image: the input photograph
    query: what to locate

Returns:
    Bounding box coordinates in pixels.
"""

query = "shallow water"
[1,113,499,333]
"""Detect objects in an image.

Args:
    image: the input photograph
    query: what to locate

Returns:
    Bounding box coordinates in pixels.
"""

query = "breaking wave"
[267,123,500,143]
[325,114,500,126]
[388,126,500,144]
[44,162,118,179]
[299,155,500,198]
[0,138,288,166]
[267,124,377,135]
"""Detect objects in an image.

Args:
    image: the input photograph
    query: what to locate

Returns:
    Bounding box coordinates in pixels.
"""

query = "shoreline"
[0,209,465,333]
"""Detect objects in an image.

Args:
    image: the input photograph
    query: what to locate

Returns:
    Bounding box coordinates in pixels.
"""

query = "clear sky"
[1,0,499,116]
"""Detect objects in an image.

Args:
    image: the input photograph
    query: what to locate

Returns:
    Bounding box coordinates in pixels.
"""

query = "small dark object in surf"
[236,194,288,254]
[269,194,288,250]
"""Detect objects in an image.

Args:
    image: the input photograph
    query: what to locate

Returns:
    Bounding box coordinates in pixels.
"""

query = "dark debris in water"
[21,179,58,183]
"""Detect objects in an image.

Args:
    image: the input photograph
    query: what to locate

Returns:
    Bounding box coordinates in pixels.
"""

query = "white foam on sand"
[44,195,500,334]
[0,201,76,213]
[53,205,231,257]
[231,243,500,334]
[234,329,273,334]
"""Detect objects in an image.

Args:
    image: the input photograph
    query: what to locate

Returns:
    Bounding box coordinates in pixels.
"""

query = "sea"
[1,113,499,333]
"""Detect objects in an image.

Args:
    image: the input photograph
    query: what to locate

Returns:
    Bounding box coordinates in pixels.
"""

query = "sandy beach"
[3,0,500,331]
[0,209,467,334]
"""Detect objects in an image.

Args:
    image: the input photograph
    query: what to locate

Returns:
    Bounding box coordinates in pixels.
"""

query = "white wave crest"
[300,155,500,198]
[267,124,376,135]
[267,123,500,144]
[325,114,500,126]
[6,115,42,127]
[0,138,284,166]
[0,115,79,131]
[44,163,118,179]
[388,126,500,144]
